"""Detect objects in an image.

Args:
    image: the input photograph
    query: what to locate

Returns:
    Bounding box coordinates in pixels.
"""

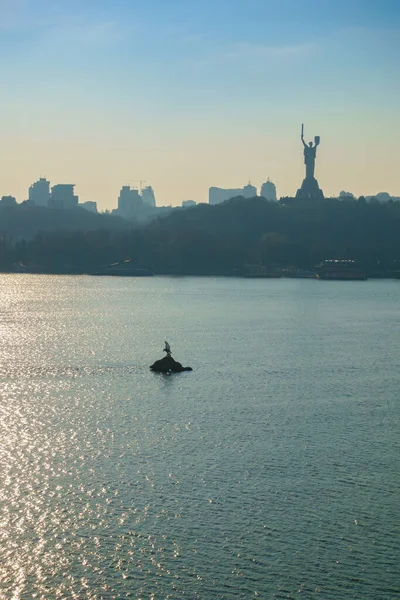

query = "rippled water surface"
[0,275,399,599]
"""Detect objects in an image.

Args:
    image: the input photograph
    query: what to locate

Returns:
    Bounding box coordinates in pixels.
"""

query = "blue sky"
[0,0,399,207]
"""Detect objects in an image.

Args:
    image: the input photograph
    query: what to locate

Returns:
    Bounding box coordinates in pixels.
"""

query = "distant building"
[0,195,17,206]
[29,178,51,207]
[209,182,257,205]
[141,186,156,208]
[242,182,257,198]
[50,184,78,209]
[80,201,97,213]
[260,179,277,201]
[117,186,143,219]
[182,200,196,208]
[209,187,242,205]
[118,186,131,215]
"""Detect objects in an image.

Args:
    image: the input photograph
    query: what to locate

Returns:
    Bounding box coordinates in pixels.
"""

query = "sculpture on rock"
[150,341,193,373]
[296,123,324,200]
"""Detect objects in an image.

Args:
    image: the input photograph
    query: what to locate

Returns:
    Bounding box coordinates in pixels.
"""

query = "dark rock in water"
[150,355,193,373]
[151,341,192,373]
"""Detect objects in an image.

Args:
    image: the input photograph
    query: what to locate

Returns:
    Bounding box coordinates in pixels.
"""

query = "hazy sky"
[0,0,399,208]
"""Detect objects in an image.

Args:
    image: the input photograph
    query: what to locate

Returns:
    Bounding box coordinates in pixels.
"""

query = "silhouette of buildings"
[260,179,277,201]
[209,181,257,205]
[209,187,241,205]
[29,178,51,207]
[182,200,196,208]
[115,184,158,219]
[243,182,257,197]
[141,186,156,208]
[117,186,143,218]
[50,184,78,209]
[28,178,99,211]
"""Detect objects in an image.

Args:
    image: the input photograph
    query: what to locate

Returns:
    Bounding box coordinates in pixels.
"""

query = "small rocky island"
[150,341,193,373]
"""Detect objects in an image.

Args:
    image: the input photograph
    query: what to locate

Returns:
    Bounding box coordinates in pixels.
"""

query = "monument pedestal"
[296,177,324,200]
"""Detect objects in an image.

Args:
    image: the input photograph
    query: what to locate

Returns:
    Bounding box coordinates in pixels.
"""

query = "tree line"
[0,196,399,275]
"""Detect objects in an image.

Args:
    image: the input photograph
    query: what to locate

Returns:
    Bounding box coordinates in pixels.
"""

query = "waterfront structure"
[50,184,78,209]
[296,124,324,200]
[29,178,51,207]
[316,259,367,280]
[260,179,277,201]
[209,181,257,205]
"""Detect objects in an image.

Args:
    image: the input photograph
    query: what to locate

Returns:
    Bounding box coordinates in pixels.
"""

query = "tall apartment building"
[29,178,51,207]
[260,179,277,201]
[117,186,143,218]
[141,186,156,208]
[50,184,78,209]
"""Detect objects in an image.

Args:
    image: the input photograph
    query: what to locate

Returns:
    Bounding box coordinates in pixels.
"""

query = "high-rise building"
[182,200,196,208]
[29,178,51,207]
[117,186,143,218]
[141,186,156,208]
[260,179,277,201]
[118,186,131,215]
[50,184,78,209]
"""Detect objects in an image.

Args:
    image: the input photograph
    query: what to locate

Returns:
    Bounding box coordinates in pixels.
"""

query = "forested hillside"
[1,197,399,274]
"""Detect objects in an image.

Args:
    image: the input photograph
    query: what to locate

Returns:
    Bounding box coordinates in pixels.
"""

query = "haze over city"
[0,0,399,209]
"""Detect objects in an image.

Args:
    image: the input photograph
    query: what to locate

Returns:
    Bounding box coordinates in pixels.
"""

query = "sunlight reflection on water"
[0,275,399,599]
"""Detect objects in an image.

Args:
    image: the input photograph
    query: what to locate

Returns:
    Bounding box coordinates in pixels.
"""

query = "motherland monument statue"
[296,123,324,200]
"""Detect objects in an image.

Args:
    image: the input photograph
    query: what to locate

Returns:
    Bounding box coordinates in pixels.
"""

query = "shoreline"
[1,269,399,280]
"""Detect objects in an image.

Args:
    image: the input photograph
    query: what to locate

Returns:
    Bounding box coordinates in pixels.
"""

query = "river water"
[0,275,398,599]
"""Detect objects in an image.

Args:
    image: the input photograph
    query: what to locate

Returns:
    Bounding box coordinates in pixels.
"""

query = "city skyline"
[0,0,399,209]
[3,166,400,211]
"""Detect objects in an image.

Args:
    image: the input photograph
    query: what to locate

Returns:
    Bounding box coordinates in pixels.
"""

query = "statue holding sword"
[295,124,324,200]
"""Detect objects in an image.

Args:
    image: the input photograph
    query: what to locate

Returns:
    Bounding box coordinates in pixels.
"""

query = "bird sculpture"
[150,341,192,373]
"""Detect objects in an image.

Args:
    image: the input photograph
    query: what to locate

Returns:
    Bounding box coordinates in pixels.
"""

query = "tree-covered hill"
[0,203,128,239]
[1,197,400,274]
[142,196,400,273]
